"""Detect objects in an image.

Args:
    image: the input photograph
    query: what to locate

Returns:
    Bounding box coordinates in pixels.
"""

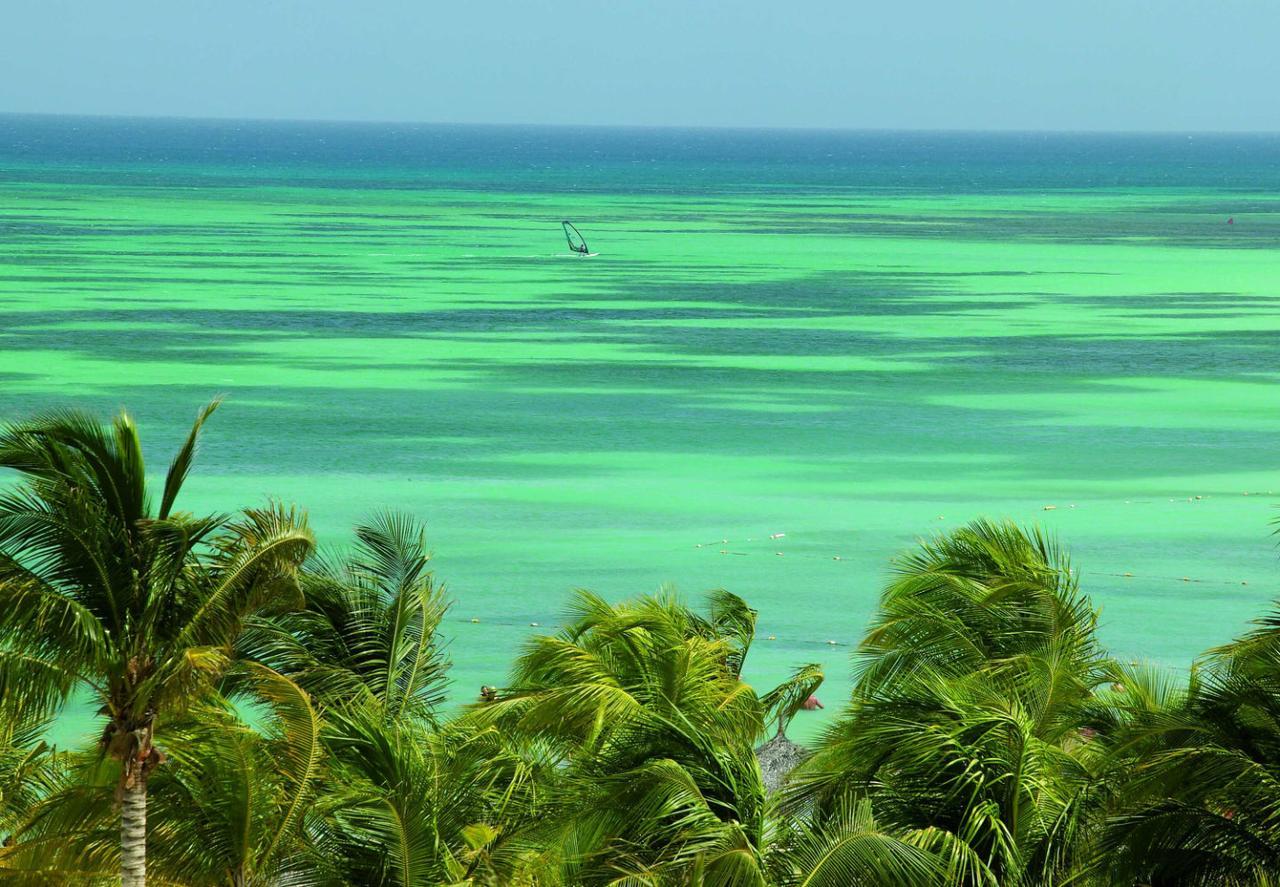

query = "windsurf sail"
[562,221,590,255]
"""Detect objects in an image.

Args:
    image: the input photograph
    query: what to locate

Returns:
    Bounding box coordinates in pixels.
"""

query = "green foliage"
[786,520,1112,886]
[315,706,554,886]
[0,712,65,845]
[10,408,1280,885]
[766,797,948,886]
[1097,602,1280,885]
[238,511,450,725]
[760,664,824,740]
[0,403,314,886]
[474,589,770,884]
[0,403,315,769]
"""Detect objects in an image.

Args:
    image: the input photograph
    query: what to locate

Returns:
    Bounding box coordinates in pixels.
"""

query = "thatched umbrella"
[755,732,809,794]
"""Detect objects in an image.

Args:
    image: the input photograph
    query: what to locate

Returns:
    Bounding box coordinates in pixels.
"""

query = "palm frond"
[157,399,221,521]
[761,664,824,740]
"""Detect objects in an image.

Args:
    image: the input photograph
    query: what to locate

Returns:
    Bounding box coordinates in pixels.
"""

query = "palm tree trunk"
[120,772,147,887]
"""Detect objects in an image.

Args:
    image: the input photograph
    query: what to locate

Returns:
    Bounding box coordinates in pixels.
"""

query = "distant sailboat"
[562,221,594,256]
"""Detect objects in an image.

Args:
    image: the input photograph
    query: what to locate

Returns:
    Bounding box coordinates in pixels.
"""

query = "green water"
[3,119,1280,743]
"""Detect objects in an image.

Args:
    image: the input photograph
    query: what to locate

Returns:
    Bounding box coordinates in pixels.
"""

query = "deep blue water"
[5,113,1280,192]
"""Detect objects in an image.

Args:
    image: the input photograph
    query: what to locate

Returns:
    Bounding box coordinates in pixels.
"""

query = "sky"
[3,0,1279,131]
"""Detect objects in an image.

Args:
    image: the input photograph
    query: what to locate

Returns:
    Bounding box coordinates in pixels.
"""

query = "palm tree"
[853,518,1105,700]
[765,797,949,886]
[315,704,554,886]
[760,664,825,743]
[787,520,1113,885]
[0,403,314,887]
[237,512,449,726]
[234,513,547,885]
[3,664,326,887]
[144,665,326,886]
[1099,606,1280,885]
[0,713,65,850]
[477,589,770,884]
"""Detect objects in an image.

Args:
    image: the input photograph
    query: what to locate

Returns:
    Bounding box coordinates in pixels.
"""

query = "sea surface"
[3,115,1280,744]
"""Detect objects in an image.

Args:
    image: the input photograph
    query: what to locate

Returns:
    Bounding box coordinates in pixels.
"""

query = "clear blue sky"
[3,0,1277,131]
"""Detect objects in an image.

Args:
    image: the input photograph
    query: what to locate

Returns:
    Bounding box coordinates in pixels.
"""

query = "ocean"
[3,114,1280,743]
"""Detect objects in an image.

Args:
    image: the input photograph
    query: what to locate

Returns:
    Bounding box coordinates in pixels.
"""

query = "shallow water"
[3,116,1280,744]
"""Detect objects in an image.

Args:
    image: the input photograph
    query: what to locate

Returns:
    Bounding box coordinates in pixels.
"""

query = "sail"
[562,221,590,254]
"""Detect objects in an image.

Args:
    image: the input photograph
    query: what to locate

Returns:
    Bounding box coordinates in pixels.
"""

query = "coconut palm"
[761,663,824,742]
[145,665,327,886]
[238,512,449,726]
[477,589,770,884]
[788,520,1113,885]
[315,704,554,886]
[1099,605,1280,885]
[764,797,949,886]
[0,713,65,848]
[0,403,314,887]
[3,664,326,887]
[852,518,1106,699]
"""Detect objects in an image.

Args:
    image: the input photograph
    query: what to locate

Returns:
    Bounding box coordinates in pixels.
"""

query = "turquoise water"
[3,116,1280,743]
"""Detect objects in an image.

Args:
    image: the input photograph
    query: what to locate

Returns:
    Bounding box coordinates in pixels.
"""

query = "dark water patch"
[922,332,1279,381]
[6,380,1278,490]
[0,221,267,239]
[1130,312,1261,319]
[0,306,813,346]
[756,215,1280,249]
[0,274,343,287]
[608,269,1020,313]
[68,249,336,260]
[7,276,1275,390]
[1070,292,1280,310]
[273,212,457,221]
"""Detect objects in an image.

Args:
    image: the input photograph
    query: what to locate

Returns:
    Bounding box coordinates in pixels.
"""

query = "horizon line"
[3,109,1280,138]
